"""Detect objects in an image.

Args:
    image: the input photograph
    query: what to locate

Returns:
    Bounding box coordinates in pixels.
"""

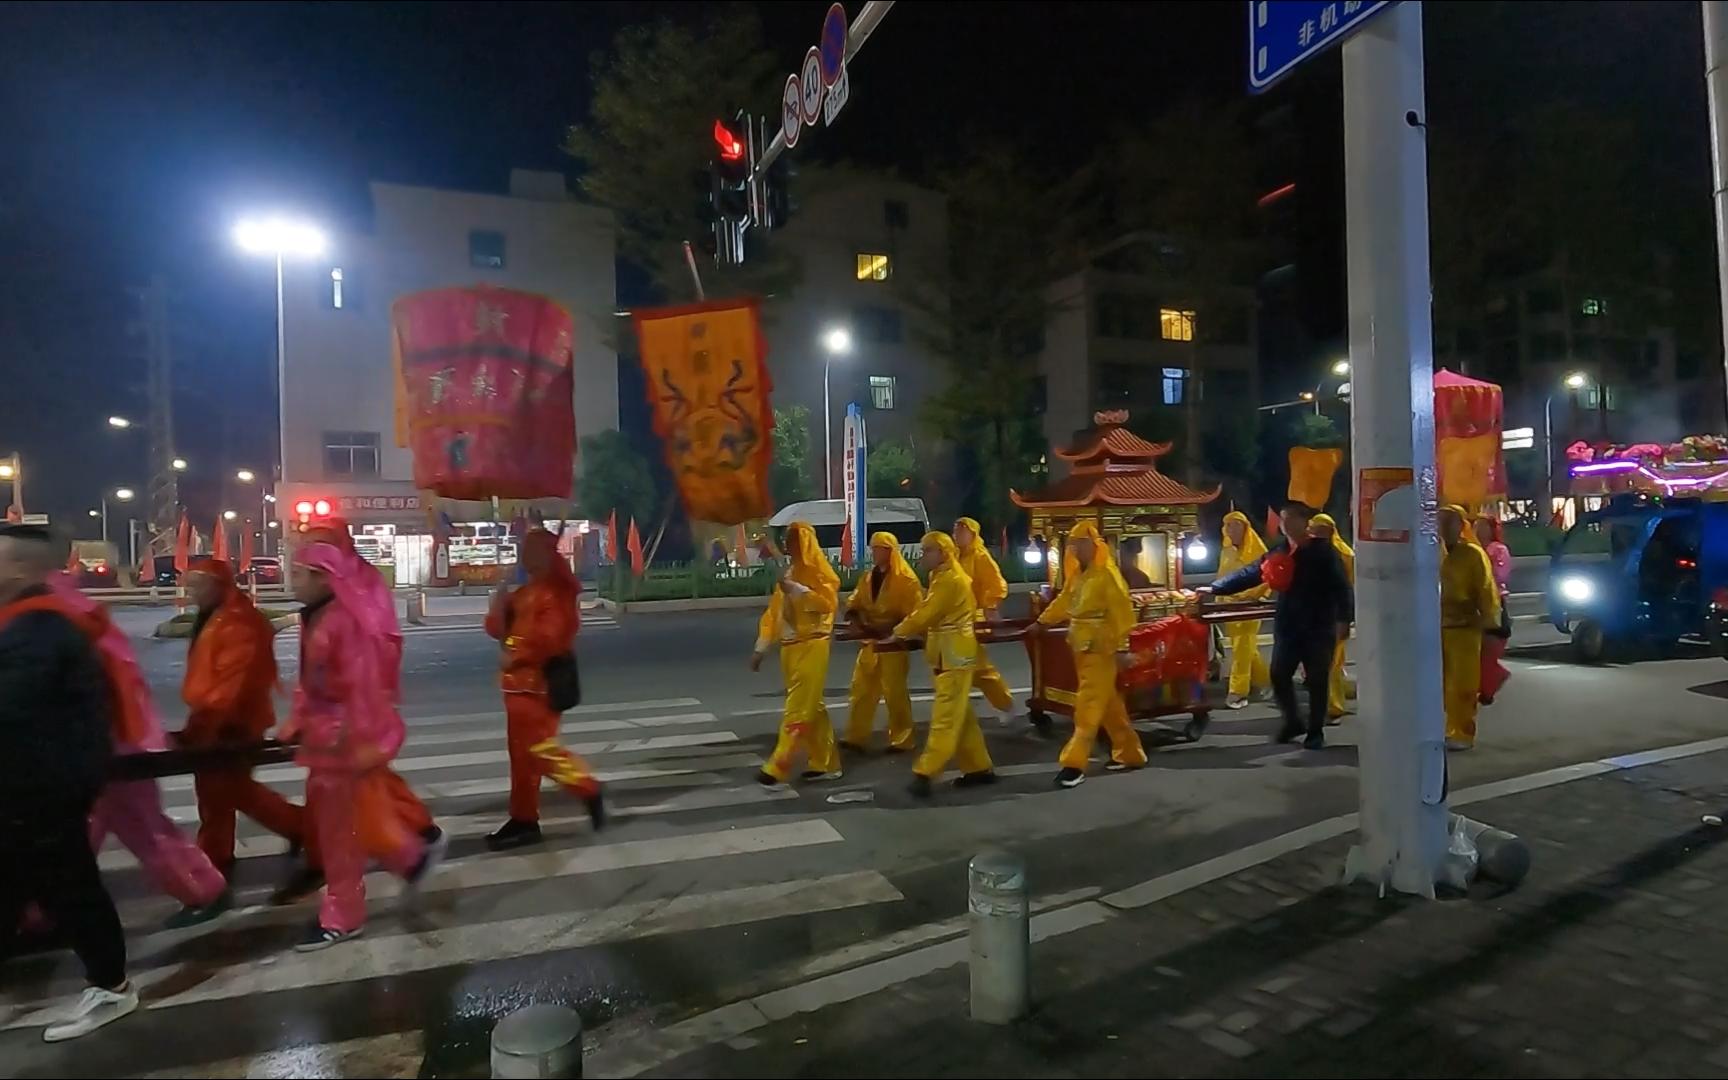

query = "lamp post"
[234,217,328,494]
[98,487,135,547]
[1543,370,1590,517]
[820,326,853,500]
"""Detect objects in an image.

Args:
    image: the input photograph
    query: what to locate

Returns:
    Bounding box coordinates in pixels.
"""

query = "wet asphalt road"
[7,594,1728,1078]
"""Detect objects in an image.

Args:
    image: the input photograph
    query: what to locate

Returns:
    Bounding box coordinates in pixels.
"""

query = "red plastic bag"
[1262,550,1295,593]
[1119,614,1210,689]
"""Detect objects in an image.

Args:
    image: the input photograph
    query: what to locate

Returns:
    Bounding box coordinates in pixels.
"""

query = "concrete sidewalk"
[619,749,1728,1079]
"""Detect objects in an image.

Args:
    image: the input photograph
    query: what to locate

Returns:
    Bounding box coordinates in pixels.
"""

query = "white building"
[275,169,617,583]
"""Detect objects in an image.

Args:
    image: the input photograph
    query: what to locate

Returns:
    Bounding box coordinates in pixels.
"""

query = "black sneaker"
[585,792,607,830]
[485,818,543,852]
[164,889,232,930]
[294,923,362,953]
[907,774,933,799]
[756,770,782,788]
[1104,761,1144,773]
[953,770,999,788]
[1054,767,1086,789]
[269,867,325,907]
[884,743,912,755]
[838,740,870,755]
[1303,732,1326,751]
[406,827,448,893]
[801,769,843,783]
[1274,722,1304,745]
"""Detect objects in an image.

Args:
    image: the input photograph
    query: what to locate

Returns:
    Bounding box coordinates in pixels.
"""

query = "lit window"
[1161,367,1187,405]
[856,253,891,281]
[1160,308,1196,342]
[869,375,897,410]
[1581,297,1606,317]
[330,267,344,309]
[470,230,506,270]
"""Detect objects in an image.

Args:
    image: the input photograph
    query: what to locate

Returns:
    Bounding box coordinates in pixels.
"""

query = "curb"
[587,732,1728,1077]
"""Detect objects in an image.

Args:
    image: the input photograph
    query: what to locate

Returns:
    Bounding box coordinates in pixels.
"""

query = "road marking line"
[730,686,1033,718]
[393,714,725,751]
[155,732,744,793]
[7,870,900,1026]
[403,697,701,726]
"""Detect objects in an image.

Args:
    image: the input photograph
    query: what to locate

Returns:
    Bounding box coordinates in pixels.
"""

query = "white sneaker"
[42,983,139,1042]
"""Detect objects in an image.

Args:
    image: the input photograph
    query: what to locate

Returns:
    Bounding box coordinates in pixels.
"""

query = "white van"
[769,498,930,562]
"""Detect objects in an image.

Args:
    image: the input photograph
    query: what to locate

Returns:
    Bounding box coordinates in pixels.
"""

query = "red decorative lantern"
[1262,549,1295,592]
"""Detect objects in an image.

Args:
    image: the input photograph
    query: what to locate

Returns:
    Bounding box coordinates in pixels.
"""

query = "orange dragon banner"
[634,299,775,526]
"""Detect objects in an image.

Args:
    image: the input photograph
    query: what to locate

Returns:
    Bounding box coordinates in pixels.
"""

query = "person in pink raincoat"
[48,571,230,928]
[285,542,443,951]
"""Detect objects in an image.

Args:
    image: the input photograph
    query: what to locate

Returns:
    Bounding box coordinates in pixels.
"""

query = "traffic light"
[293,498,333,532]
[712,118,750,221]
[765,155,796,229]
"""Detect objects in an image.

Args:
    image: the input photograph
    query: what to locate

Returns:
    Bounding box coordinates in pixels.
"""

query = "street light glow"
[223,509,238,521]
[88,509,99,518]
[233,217,328,258]
[821,326,853,355]
[107,416,133,429]
[236,469,256,483]
[114,487,135,501]
[1331,359,1351,376]
[171,458,188,471]
[1299,390,1315,401]
[1563,371,1588,390]
[0,464,14,480]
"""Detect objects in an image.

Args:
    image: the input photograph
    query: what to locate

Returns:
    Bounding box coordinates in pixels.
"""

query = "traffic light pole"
[750,0,896,182]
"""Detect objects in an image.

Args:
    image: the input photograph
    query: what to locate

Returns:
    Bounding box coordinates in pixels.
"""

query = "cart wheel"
[1184,710,1210,742]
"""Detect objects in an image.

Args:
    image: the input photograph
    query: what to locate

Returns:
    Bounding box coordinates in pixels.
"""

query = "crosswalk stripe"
[392,711,723,751]
[105,783,798,872]
[154,732,745,794]
[137,1032,423,1080]
[7,870,899,1026]
[401,697,701,727]
[729,685,1034,718]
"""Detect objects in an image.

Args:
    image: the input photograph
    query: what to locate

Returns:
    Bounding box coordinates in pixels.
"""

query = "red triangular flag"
[837,519,854,568]
[211,518,230,564]
[626,517,645,576]
[66,546,81,574]
[606,510,620,566]
[173,512,191,573]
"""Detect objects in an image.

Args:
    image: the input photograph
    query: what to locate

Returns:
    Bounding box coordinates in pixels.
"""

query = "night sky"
[0,1,1709,531]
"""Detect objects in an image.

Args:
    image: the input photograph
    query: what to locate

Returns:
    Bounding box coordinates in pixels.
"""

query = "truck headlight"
[1558,576,1594,604]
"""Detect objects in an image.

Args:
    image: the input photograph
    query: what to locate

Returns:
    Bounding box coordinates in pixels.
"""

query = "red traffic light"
[313,499,332,517]
[294,500,314,516]
[713,119,745,163]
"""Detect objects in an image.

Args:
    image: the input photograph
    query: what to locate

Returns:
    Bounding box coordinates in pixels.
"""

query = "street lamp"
[1331,359,1351,377]
[171,458,188,472]
[236,469,255,483]
[820,326,853,499]
[107,415,133,429]
[0,453,20,519]
[1544,370,1591,516]
[98,488,136,557]
[223,509,238,521]
[234,215,329,496]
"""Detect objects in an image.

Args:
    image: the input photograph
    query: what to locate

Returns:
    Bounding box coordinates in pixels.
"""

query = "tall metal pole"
[1339,2,1449,897]
[823,357,834,499]
[100,497,109,544]
[1543,392,1555,518]
[1705,1,1728,421]
[274,252,289,490]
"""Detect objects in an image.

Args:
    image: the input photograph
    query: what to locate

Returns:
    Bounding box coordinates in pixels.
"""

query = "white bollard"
[406,590,427,626]
[490,1003,582,1079]
[968,850,1030,1024]
[1458,817,1532,887]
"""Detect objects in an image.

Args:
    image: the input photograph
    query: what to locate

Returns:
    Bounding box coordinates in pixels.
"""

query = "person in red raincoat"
[483,527,603,850]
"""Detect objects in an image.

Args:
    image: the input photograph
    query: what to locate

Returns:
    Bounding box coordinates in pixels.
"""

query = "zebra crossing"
[4,693,903,1072]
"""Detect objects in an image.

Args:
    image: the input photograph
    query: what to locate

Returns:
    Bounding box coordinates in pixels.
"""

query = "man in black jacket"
[0,524,136,1041]
[1203,503,1354,750]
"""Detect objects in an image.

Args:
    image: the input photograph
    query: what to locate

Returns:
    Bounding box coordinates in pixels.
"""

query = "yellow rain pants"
[765,639,841,781]
[912,666,993,779]
[1058,651,1149,771]
[1442,627,1482,746]
[846,646,915,751]
[1226,619,1270,698]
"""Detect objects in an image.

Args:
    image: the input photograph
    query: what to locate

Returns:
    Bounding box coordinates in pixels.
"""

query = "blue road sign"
[819,3,849,88]
[1248,0,1393,93]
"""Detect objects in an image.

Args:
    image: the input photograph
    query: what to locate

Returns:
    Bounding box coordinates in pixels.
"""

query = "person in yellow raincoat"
[953,518,1016,721]
[1439,505,1501,751]
[749,522,843,785]
[1218,511,1271,709]
[1034,521,1148,788]
[893,531,997,797]
[1308,513,1356,722]
[842,532,924,753]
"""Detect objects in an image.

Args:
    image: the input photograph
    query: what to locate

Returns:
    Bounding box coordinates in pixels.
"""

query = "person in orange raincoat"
[841,532,923,753]
[273,519,437,906]
[484,528,602,851]
[180,559,304,899]
[750,522,842,786]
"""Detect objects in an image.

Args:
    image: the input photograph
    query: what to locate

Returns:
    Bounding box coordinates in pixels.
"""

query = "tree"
[770,405,816,507]
[912,146,1075,530]
[563,12,792,303]
[574,430,658,527]
[867,440,920,498]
